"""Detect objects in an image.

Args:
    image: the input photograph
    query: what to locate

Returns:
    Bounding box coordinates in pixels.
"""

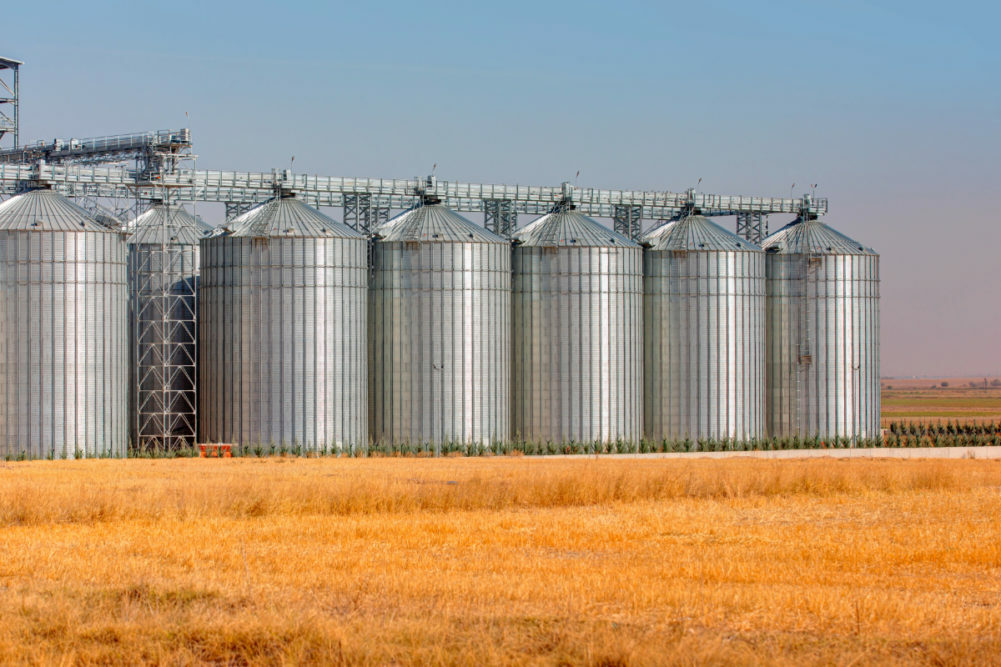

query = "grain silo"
[511,209,642,444]
[761,214,880,440]
[199,191,368,451]
[0,187,128,458]
[642,214,765,442]
[369,201,510,447]
[128,202,212,451]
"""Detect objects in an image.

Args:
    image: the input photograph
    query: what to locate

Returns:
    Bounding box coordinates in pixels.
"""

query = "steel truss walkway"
[0,162,826,243]
[0,128,192,176]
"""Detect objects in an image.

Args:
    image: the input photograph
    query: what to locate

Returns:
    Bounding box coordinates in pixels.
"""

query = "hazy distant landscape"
[882,379,1001,425]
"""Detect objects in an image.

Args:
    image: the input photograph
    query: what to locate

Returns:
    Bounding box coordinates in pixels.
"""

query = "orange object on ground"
[199,444,233,458]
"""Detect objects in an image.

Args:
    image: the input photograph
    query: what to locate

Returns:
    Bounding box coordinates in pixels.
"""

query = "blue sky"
[5,0,1000,376]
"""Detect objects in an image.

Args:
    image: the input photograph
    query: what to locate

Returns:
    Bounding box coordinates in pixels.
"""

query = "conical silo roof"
[128,203,213,245]
[514,209,638,247]
[0,188,110,232]
[375,203,505,243]
[761,217,876,255]
[642,214,759,251]
[210,194,364,239]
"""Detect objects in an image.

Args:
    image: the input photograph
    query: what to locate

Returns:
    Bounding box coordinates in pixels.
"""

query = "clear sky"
[5,0,1000,377]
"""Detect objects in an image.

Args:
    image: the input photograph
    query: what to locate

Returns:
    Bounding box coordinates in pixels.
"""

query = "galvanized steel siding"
[512,245,643,443]
[199,235,368,450]
[369,240,511,446]
[643,249,765,441]
[765,252,880,439]
[0,229,128,458]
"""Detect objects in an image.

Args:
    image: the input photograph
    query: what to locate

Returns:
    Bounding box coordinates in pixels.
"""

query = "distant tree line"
[883,379,1001,390]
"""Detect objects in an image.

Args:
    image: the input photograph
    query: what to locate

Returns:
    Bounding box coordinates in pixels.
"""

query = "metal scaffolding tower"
[736,212,768,244]
[130,211,199,451]
[130,200,200,452]
[0,57,20,151]
[483,198,518,238]
[342,192,390,233]
[129,142,200,452]
[612,204,643,240]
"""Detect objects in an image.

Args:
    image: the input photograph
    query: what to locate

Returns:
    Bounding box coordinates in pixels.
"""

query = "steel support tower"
[736,212,768,245]
[0,57,20,151]
[342,193,390,233]
[130,202,199,452]
[483,198,518,238]
[130,142,199,452]
[612,204,643,240]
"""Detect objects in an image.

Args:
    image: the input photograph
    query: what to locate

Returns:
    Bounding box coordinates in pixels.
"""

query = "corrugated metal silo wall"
[765,252,880,439]
[0,229,128,458]
[199,235,368,450]
[369,240,511,446]
[128,242,200,446]
[643,249,765,442]
[512,245,642,443]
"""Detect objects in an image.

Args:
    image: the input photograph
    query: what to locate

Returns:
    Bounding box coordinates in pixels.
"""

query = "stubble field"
[1,456,1000,665]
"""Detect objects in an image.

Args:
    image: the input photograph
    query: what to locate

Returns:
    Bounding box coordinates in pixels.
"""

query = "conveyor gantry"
[0,128,192,179]
[0,162,827,243]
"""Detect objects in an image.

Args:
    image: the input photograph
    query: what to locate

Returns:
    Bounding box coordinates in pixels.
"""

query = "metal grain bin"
[642,215,765,442]
[128,202,212,451]
[0,187,128,458]
[369,203,510,447]
[199,192,368,451]
[512,209,642,444]
[761,216,880,440]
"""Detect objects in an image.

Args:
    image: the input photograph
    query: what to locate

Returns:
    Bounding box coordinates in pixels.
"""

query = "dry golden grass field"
[2,457,1001,665]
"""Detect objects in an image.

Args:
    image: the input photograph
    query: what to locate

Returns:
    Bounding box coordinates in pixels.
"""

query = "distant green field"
[882,389,1001,425]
